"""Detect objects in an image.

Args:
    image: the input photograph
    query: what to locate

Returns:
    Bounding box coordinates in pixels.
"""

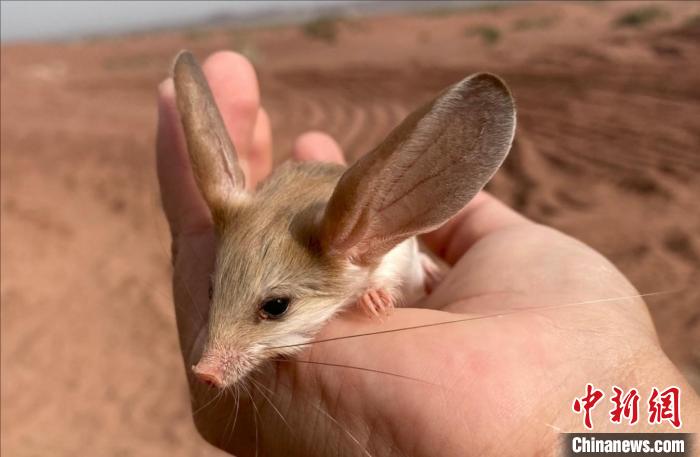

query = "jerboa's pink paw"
[357,288,394,320]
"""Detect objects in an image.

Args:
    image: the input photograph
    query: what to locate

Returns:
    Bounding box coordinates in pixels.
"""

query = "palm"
[242,220,656,457]
[170,202,657,457]
[157,51,675,457]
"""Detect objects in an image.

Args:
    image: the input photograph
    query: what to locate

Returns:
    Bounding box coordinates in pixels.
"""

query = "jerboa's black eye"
[259,297,290,319]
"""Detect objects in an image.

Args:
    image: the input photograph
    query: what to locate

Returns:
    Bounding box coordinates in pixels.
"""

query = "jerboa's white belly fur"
[369,237,426,306]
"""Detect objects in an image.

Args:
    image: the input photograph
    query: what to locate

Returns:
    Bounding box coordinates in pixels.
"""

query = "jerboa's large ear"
[320,73,516,265]
[172,50,245,221]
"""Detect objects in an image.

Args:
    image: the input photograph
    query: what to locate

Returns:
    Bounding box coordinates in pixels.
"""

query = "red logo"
[572,384,682,429]
[572,383,605,429]
[609,386,640,425]
[648,386,681,428]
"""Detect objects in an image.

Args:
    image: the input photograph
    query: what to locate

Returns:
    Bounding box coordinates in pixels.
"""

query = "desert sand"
[1,2,699,455]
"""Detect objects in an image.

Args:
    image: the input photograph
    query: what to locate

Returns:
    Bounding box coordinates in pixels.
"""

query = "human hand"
[156,51,699,457]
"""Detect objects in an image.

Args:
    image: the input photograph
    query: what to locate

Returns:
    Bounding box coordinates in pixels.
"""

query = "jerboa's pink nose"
[192,358,226,388]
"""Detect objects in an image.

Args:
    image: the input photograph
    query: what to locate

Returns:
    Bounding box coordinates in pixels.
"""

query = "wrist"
[558,345,699,435]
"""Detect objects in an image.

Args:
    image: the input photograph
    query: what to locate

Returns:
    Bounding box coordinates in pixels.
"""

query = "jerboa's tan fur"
[209,161,423,368]
[172,50,516,386]
[210,162,365,355]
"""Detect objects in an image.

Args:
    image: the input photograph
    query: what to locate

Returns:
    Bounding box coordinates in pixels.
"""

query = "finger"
[421,191,531,265]
[292,130,346,164]
[202,51,261,189]
[249,107,273,185]
[156,78,212,237]
[172,231,216,362]
[157,79,214,370]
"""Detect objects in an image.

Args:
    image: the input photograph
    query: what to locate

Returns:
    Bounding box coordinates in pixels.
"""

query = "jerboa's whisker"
[272,358,436,385]
[269,290,678,350]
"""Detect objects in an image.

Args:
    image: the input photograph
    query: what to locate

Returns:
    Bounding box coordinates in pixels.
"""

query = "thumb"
[420,191,530,265]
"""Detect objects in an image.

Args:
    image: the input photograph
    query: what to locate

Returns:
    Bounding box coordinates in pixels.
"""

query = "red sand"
[2,2,699,455]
